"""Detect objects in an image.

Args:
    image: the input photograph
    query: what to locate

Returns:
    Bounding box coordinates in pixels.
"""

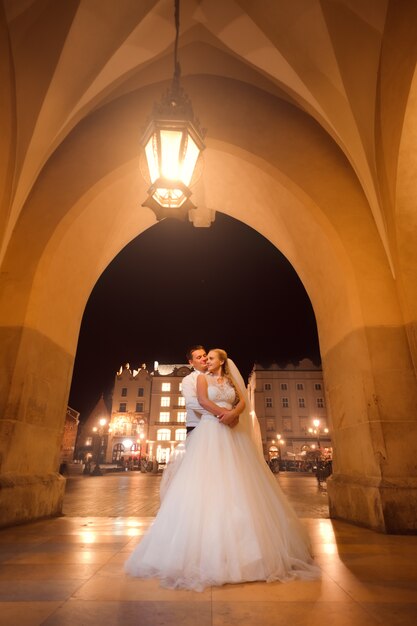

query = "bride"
[125,348,320,591]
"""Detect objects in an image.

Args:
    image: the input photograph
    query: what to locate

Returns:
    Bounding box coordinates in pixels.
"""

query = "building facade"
[248,359,332,462]
[106,359,331,466]
[107,362,192,465]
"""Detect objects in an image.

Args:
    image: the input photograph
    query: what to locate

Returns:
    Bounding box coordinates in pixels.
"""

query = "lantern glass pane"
[154,187,186,208]
[181,134,200,185]
[145,135,159,183]
[160,129,183,180]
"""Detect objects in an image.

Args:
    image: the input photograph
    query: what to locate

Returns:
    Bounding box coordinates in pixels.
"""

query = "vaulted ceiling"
[1,0,417,275]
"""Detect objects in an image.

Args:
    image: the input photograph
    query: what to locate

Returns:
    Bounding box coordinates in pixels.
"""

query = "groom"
[182,345,240,435]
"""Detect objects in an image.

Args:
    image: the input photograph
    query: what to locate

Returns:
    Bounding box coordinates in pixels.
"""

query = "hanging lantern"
[141,0,206,220]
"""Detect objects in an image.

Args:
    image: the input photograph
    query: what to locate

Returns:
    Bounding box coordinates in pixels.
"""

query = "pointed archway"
[1,73,416,533]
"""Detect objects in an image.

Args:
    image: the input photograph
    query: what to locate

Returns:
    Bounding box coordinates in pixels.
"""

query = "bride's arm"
[219,386,245,427]
[196,374,227,416]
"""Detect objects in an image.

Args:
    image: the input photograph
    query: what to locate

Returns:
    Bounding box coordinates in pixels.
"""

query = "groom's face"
[189,349,207,372]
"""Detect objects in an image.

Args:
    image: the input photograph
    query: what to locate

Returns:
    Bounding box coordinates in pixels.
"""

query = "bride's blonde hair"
[210,348,229,376]
[210,348,239,404]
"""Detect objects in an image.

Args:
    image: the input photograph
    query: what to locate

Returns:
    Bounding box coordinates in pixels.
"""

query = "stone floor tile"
[42,599,213,626]
[334,580,417,603]
[0,601,62,626]
[211,572,351,602]
[0,579,84,602]
[5,550,116,565]
[0,562,100,581]
[360,602,417,626]
[73,574,212,602]
[212,600,383,626]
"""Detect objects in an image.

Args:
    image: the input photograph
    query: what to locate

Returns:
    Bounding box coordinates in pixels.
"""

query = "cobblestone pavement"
[63,470,329,518]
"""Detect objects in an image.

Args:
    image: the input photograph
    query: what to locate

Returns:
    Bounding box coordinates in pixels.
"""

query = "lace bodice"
[202,374,236,419]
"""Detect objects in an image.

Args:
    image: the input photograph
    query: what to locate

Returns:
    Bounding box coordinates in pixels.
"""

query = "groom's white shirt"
[181,370,205,427]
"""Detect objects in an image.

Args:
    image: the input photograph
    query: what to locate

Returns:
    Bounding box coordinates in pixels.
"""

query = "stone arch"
[1,76,416,532]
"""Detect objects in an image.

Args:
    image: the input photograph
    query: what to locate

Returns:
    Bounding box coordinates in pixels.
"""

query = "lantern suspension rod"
[173,0,181,87]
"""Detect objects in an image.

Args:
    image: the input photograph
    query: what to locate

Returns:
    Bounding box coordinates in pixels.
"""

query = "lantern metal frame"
[141,0,206,220]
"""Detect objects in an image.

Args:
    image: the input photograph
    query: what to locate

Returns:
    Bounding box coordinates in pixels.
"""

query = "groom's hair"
[186,345,206,361]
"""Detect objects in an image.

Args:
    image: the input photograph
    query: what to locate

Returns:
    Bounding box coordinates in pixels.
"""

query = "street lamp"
[276,433,285,459]
[141,0,206,220]
[138,432,145,469]
[308,418,329,450]
[91,418,107,476]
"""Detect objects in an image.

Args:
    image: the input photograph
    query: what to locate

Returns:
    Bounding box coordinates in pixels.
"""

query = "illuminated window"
[179,382,183,392]
[175,429,186,441]
[157,429,170,441]
[161,396,170,407]
[119,403,127,412]
[177,396,185,406]
[159,412,170,422]
[177,412,187,422]
[162,382,171,392]
[86,437,92,446]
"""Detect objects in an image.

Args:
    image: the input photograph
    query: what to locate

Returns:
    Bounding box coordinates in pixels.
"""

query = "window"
[162,382,171,392]
[283,418,292,432]
[157,429,170,441]
[280,383,288,390]
[179,382,182,392]
[138,387,144,397]
[112,443,125,462]
[264,383,272,391]
[177,412,187,423]
[266,418,275,432]
[161,396,170,407]
[281,397,289,408]
[314,383,322,391]
[121,387,127,397]
[136,402,144,413]
[177,396,185,406]
[159,411,170,422]
[85,437,92,446]
[298,397,305,408]
[296,383,304,391]
[175,429,186,441]
[119,403,127,412]
[299,418,308,432]
[316,397,324,408]
[265,397,273,408]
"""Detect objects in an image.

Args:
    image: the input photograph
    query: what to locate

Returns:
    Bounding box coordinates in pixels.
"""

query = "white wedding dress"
[125,374,320,590]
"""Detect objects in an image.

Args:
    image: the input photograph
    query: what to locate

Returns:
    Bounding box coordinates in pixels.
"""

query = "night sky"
[68,213,321,421]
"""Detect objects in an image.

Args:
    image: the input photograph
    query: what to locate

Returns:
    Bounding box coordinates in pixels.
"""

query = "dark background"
[68,213,321,421]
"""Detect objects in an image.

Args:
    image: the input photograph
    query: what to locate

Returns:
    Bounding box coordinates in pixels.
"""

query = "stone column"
[325,324,417,534]
[0,326,70,528]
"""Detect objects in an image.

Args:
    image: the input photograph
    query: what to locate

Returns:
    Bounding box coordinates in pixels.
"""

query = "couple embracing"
[125,346,320,591]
